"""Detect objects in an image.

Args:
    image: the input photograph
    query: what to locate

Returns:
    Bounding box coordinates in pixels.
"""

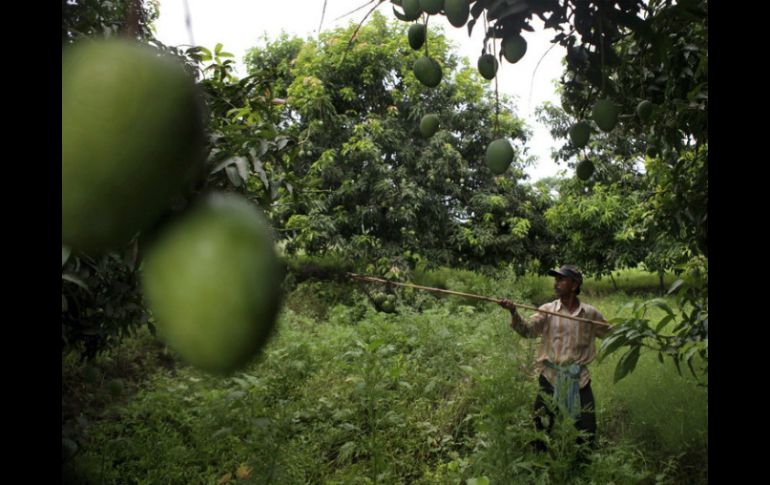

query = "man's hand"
[499,298,517,314]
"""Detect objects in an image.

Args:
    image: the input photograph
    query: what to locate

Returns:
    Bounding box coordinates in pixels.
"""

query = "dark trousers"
[532,374,597,452]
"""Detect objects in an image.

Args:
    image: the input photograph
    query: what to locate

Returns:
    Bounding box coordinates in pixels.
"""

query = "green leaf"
[613,346,641,383]
[620,301,636,314]
[275,136,291,150]
[655,314,674,332]
[226,107,250,119]
[648,298,674,316]
[225,165,243,187]
[471,0,488,19]
[339,441,357,461]
[667,279,685,295]
[62,246,71,268]
[211,427,233,439]
[467,477,490,485]
[230,156,250,182]
[252,159,270,190]
[62,273,89,291]
[624,330,642,341]
[215,43,223,55]
[392,6,409,22]
[198,46,212,61]
[683,344,699,363]
[598,333,627,361]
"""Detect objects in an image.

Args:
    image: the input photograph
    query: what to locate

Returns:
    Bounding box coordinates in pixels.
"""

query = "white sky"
[153,0,569,182]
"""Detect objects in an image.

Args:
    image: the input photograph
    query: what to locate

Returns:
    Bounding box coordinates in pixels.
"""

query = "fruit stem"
[597,2,606,95]
[486,12,500,136]
[339,0,381,65]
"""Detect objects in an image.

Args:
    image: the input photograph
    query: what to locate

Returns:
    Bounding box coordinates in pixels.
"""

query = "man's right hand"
[498,298,517,313]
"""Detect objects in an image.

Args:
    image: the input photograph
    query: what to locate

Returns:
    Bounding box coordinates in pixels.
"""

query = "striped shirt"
[511,299,610,388]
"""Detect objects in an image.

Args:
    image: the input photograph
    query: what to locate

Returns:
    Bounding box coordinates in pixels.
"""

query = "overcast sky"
[153,0,570,182]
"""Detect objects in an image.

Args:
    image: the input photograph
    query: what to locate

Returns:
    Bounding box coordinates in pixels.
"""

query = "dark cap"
[547,265,583,284]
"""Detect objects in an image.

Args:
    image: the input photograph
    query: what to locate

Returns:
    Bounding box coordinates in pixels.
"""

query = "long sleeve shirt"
[511,299,610,388]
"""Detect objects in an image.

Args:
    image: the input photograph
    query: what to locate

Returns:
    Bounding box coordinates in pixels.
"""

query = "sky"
[153,0,570,182]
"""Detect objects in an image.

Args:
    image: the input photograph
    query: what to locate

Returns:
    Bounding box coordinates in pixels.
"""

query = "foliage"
[61,243,149,360]
[60,1,206,360]
[60,1,295,360]
[190,42,300,209]
[544,182,644,278]
[541,0,708,260]
[62,269,706,483]
[599,260,708,386]
[513,0,707,380]
[242,13,558,271]
[396,0,708,268]
[62,0,159,43]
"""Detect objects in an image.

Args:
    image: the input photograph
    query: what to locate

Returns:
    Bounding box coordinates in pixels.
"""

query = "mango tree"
[243,12,558,272]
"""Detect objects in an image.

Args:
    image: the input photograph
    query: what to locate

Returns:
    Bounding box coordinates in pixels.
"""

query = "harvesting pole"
[347,273,612,329]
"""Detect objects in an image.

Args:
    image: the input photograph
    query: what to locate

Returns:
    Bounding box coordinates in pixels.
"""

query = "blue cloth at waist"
[543,361,584,419]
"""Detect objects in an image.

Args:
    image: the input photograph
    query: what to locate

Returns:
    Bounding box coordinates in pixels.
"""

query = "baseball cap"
[547,265,583,284]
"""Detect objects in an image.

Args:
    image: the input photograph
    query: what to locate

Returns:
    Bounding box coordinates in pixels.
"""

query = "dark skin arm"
[499,298,524,332]
[499,298,548,338]
[499,298,517,315]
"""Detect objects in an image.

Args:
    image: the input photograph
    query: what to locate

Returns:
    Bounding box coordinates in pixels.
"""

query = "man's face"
[554,275,578,297]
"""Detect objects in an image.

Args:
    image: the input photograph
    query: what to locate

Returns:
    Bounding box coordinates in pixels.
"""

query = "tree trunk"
[659,271,665,295]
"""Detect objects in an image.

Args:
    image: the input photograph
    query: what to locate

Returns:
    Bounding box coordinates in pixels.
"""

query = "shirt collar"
[555,299,583,316]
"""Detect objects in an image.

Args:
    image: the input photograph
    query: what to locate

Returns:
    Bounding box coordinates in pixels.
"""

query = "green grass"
[62,267,707,484]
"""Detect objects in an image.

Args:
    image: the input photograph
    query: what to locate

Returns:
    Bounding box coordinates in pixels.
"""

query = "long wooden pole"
[347,273,612,329]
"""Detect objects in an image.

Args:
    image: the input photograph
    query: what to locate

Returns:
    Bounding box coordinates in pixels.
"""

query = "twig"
[340,1,385,64]
[183,0,195,46]
[319,0,329,33]
[486,13,500,136]
[527,28,573,113]
[335,0,381,21]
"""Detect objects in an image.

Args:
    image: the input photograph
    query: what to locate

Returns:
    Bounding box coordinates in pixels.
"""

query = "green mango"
[444,0,469,28]
[569,121,591,148]
[419,0,443,15]
[592,98,619,132]
[142,193,284,375]
[408,23,426,50]
[402,0,422,20]
[413,56,442,87]
[62,39,205,253]
[502,35,527,63]
[576,159,595,180]
[485,138,514,175]
[477,54,498,80]
[637,100,654,123]
[420,114,440,138]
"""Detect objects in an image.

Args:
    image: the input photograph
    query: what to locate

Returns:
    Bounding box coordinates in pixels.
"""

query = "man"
[499,265,612,457]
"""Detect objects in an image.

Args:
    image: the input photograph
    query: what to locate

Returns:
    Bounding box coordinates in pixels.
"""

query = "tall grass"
[62,268,707,484]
